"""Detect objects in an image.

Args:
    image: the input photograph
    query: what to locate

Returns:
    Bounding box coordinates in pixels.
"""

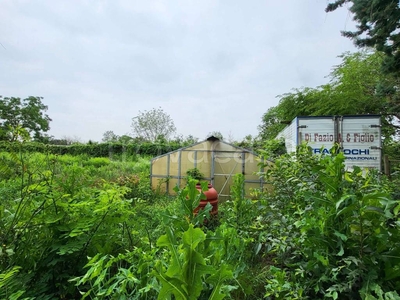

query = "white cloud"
[0,0,358,142]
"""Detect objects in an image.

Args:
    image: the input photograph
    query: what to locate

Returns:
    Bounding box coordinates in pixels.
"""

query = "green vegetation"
[131,107,177,142]
[258,144,400,299]
[2,3,400,295]
[0,140,182,158]
[186,168,205,182]
[0,96,51,142]
[326,0,400,75]
[1,141,399,299]
[259,51,400,141]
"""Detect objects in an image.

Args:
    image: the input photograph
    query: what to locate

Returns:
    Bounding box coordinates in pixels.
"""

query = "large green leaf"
[153,261,187,300]
[157,227,183,277]
[182,224,206,250]
[206,265,234,300]
[182,224,208,300]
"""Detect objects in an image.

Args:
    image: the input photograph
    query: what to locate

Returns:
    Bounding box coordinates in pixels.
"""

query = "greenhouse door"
[212,152,244,199]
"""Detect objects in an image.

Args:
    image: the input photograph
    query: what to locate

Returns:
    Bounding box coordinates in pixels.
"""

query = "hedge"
[0,141,183,157]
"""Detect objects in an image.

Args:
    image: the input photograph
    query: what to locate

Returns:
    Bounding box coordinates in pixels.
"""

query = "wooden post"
[384,154,390,178]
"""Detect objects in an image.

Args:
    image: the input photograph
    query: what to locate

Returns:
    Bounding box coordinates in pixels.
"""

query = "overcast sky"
[0,0,358,142]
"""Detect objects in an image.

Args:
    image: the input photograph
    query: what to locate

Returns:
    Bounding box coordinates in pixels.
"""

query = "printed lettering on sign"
[304,133,375,143]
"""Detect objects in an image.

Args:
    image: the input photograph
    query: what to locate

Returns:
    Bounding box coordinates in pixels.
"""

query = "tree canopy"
[102,130,119,143]
[258,51,400,140]
[326,0,400,74]
[131,107,176,142]
[0,96,52,142]
[207,131,224,140]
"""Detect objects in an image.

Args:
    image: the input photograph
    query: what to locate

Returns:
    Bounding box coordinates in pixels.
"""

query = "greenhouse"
[150,136,269,200]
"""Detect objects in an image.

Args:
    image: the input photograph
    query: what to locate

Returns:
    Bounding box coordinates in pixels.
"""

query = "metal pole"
[242,152,245,199]
[211,150,215,186]
[166,154,170,194]
[178,150,182,187]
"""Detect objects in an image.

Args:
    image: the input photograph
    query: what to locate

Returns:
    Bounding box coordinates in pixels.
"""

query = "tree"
[317,51,400,137]
[235,134,261,150]
[102,130,119,143]
[49,138,71,145]
[184,135,199,145]
[258,88,321,140]
[171,134,199,146]
[326,0,400,74]
[131,107,176,142]
[258,51,400,140]
[0,96,52,141]
[118,135,134,144]
[207,131,224,140]
[60,135,82,144]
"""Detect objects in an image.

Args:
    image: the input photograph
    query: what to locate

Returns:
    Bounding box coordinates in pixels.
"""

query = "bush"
[0,141,183,158]
[2,144,399,299]
[258,144,400,298]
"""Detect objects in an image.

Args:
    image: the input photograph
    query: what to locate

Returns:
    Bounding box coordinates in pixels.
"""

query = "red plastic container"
[194,183,218,216]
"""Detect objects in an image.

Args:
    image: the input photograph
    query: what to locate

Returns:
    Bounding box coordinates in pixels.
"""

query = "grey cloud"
[0,0,358,142]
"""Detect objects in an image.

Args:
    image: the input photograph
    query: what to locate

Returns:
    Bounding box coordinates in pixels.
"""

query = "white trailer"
[277,115,382,170]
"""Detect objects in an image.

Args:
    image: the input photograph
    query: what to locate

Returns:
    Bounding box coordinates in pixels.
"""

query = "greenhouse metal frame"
[150,137,268,199]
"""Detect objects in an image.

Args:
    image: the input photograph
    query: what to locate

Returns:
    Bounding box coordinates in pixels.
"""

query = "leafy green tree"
[172,134,199,146]
[185,134,198,144]
[258,88,323,140]
[131,107,176,142]
[102,130,119,142]
[235,134,262,150]
[323,51,400,137]
[326,0,400,74]
[48,138,71,145]
[118,134,134,144]
[0,96,51,141]
[258,51,400,140]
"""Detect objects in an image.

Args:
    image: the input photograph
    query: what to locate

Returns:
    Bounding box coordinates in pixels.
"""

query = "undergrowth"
[1,143,399,299]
